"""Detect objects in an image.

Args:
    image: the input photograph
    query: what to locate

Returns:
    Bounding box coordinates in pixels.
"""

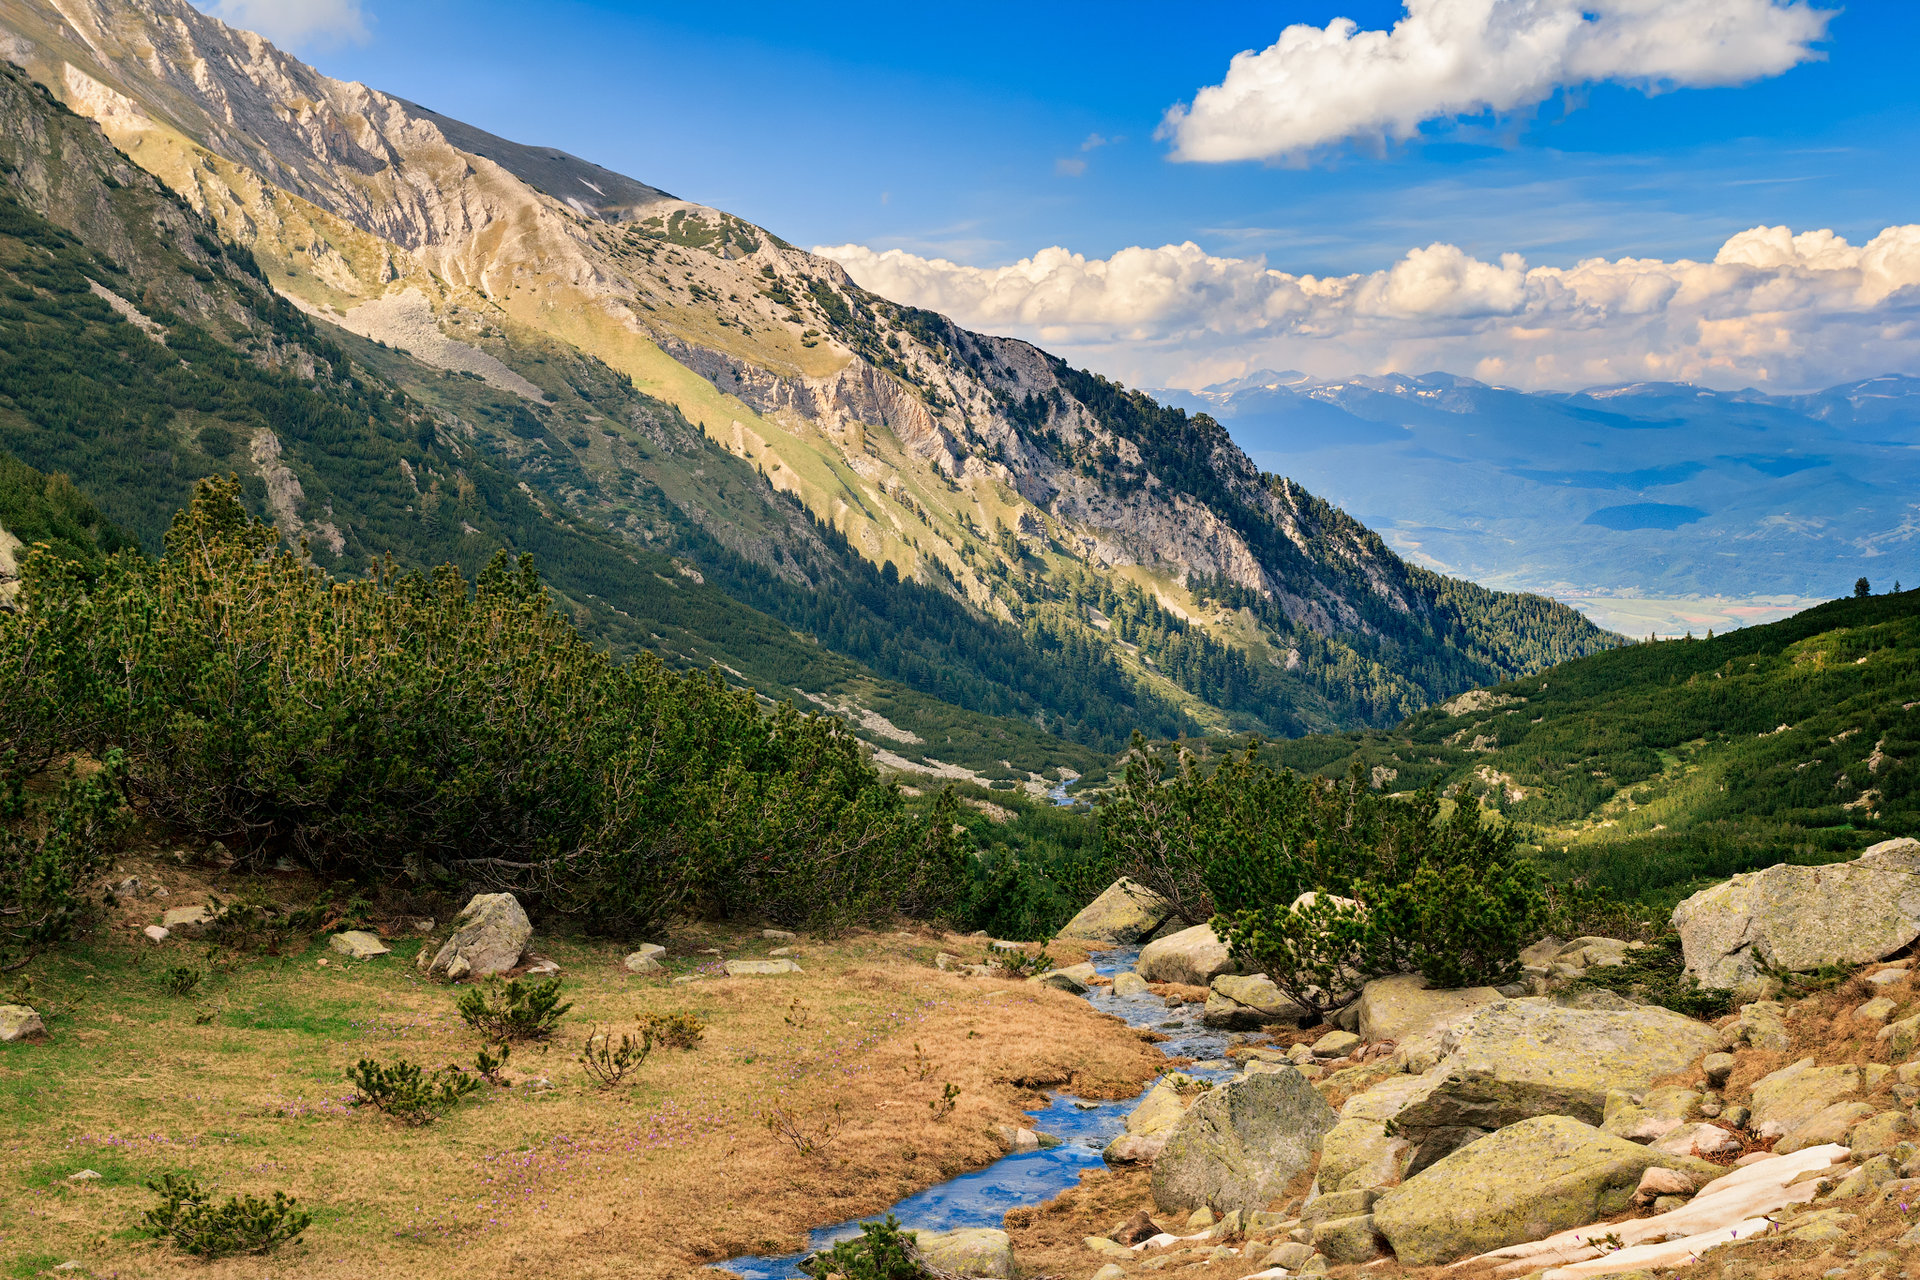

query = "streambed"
[718,948,1235,1279]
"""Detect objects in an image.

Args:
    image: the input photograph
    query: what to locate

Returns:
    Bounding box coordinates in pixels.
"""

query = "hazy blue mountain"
[1157,371,1920,632]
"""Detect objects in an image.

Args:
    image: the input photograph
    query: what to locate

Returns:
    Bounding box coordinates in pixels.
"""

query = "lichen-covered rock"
[1203,972,1308,1029]
[1104,1077,1194,1165]
[1055,878,1175,944]
[1030,966,1091,994]
[1848,1109,1917,1159]
[913,1227,1014,1278]
[1139,922,1237,987]
[1111,970,1150,998]
[1355,972,1504,1046]
[0,1004,47,1042]
[623,950,664,974]
[1389,1001,1722,1169]
[1726,1000,1791,1052]
[1372,1116,1722,1265]
[1602,1087,1702,1143]
[1671,839,1920,993]
[724,958,802,976]
[1316,1073,1430,1192]
[1150,1067,1338,1214]
[1750,1059,1887,1147]
[159,903,215,939]
[1878,1013,1920,1059]
[1651,1122,1742,1159]
[1313,1030,1361,1057]
[419,893,531,980]
[328,930,390,959]
[1312,1213,1383,1263]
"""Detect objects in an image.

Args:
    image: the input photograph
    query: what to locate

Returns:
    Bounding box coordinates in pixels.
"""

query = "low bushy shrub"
[0,749,125,970]
[141,1173,311,1258]
[638,1009,704,1049]
[1106,742,1548,1015]
[344,1057,479,1125]
[578,1024,652,1088]
[0,478,968,935]
[157,964,203,998]
[454,976,572,1042]
[803,1215,933,1280]
[1567,931,1735,1018]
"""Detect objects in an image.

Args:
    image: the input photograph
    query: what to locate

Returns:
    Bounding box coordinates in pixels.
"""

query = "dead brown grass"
[0,855,1163,1279]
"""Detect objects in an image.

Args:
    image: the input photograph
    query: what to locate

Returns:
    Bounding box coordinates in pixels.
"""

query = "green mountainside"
[0,0,1621,775]
[0,63,1095,776]
[1194,590,1920,907]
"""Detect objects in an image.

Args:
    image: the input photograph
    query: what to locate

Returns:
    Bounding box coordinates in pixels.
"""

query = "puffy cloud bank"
[202,0,369,50]
[1163,0,1834,162]
[818,225,1920,391]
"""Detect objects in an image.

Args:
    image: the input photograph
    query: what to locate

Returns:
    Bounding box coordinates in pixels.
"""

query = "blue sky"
[230,1,1920,391]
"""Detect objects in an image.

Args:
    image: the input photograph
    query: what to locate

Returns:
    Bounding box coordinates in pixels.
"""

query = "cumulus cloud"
[817,225,1920,392]
[202,0,370,50]
[1163,0,1835,162]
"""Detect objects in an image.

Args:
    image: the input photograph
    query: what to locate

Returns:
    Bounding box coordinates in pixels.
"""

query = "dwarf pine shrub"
[0,477,968,934]
[0,749,125,969]
[805,1215,931,1280]
[142,1173,312,1258]
[455,976,571,1042]
[344,1057,480,1125]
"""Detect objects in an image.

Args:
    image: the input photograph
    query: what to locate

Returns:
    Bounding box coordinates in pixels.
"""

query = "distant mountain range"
[0,0,1618,776]
[1156,371,1920,635]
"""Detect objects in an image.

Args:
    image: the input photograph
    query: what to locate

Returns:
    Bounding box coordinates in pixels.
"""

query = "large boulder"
[0,1004,47,1043]
[1103,1077,1190,1165]
[1749,1059,1888,1151]
[1317,1073,1429,1192]
[1372,1116,1722,1265]
[418,893,532,981]
[1150,1068,1338,1214]
[1389,1001,1722,1169]
[1055,878,1175,944]
[1355,973,1505,1045]
[1138,923,1237,987]
[913,1227,1014,1278]
[1672,837,1920,993]
[1203,973,1309,1029]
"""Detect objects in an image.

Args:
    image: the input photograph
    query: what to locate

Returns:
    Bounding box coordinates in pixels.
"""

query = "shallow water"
[717,947,1234,1279]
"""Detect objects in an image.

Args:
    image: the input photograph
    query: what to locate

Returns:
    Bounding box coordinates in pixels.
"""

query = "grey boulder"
[912,1227,1013,1278]
[1672,837,1920,994]
[0,1004,47,1043]
[1150,1067,1338,1214]
[1203,972,1309,1029]
[328,930,390,959]
[1373,1115,1722,1265]
[418,893,532,981]
[1388,1000,1722,1169]
[1055,877,1175,944]
[1138,922,1237,987]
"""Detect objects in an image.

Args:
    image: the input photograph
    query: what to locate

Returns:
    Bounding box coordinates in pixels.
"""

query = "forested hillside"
[0,0,1621,758]
[1222,590,1920,907]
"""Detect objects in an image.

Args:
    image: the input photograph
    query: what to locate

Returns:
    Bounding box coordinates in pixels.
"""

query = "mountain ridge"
[0,0,1620,754]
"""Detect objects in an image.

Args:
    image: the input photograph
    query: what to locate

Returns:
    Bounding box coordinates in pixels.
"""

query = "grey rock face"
[1388,1000,1722,1170]
[1055,878,1175,944]
[0,1004,47,1042]
[1202,973,1308,1029]
[1672,838,1920,993]
[418,893,532,981]
[1150,1068,1338,1214]
[1138,923,1237,987]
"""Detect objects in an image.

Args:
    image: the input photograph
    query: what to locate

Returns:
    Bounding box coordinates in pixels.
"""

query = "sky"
[209,0,1920,393]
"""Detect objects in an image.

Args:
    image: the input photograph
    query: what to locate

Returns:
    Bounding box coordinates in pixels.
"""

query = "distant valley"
[1159,370,1920,636]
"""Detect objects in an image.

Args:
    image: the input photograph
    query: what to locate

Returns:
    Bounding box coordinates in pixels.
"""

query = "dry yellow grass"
[0,856,1162,1279]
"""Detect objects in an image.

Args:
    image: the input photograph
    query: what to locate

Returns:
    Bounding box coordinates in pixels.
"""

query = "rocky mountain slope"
[0,0,1616,751]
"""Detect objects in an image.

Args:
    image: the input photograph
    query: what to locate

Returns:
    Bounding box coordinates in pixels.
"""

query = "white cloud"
[1163,0,1835,162]
[817,225,1920,392]
[203,0,370,50]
